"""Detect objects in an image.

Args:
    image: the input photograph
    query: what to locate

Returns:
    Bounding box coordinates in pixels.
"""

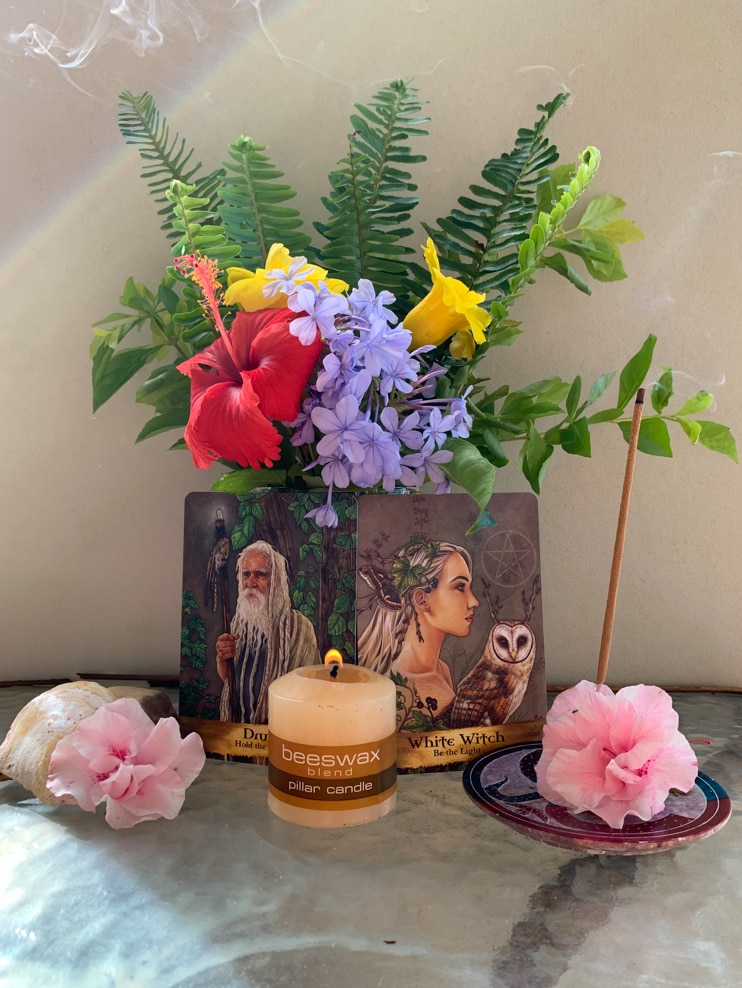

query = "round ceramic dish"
[463,741,731,855]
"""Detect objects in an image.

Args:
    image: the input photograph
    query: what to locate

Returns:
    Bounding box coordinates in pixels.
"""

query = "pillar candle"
[268,657,397,828]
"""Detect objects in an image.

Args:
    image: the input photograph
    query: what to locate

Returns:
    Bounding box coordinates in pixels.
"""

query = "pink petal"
[102,768,187,829]
[540,739,612,813]
[547,680,612,721]
[47,737,100,811]
[171,731,207,787]
[136,717,186,772]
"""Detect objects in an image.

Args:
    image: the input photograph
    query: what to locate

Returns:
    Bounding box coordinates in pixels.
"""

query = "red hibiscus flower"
[178,308,322,470]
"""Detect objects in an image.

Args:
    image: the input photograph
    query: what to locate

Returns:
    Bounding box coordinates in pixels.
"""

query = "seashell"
[0,681,114,804]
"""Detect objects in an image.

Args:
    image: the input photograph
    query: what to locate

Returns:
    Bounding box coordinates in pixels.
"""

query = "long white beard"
[221,589,274,723]
[231,588,271,639]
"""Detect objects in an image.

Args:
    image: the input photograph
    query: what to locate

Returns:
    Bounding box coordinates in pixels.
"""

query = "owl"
[447,579,539,729]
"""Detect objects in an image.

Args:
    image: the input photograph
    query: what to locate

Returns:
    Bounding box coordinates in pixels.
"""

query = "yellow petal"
[224,273,283,311]
[422,238,442,280]
[264,243,291,269]
[449,330,476,361]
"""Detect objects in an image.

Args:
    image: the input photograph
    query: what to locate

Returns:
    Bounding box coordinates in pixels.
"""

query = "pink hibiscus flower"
[178,308,323,470]
[47,698,206,829]
[535,680,698,829]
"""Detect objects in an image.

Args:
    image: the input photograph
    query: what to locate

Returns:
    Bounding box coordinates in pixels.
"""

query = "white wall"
[1,0,740,686]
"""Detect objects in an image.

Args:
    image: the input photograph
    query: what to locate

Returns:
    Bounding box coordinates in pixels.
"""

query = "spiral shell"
[0,681,115,804]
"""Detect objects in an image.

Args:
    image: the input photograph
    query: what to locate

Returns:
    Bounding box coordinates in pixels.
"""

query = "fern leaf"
[217,137,311,269]
[426,93,568,297]
[167,181,241,268]
[118,92,223,241]
[314,80,428,302]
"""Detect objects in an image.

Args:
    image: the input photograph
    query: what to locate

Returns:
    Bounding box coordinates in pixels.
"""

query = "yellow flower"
[403,239,491,355]
[225,243,348,311]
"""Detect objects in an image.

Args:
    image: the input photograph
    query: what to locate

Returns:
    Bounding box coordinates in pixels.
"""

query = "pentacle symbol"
[480,530,537,588]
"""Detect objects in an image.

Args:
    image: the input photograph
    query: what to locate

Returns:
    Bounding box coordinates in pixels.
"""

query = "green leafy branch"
[443,333,738,527]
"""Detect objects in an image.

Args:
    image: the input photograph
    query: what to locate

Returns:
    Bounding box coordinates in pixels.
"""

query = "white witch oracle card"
[356,492,546,771]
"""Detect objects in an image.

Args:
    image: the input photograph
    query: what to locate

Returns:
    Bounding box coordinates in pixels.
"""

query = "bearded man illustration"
[215,541,320,723]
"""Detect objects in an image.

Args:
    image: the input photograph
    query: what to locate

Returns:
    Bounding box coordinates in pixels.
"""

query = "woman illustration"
[358,539,479,730]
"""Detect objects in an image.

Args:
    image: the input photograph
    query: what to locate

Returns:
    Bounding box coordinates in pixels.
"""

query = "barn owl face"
[491,622,535,664]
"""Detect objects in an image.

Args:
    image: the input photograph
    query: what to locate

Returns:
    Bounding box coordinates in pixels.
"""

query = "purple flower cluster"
[277,276,472,527]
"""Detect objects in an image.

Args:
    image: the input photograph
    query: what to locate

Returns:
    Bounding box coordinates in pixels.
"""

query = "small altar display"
[179,490,546,775]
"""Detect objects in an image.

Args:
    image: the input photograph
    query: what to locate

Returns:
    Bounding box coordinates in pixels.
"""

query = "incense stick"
[596,388,645,686]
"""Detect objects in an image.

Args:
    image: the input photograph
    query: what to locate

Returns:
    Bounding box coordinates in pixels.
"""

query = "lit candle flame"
[324,649,343,679]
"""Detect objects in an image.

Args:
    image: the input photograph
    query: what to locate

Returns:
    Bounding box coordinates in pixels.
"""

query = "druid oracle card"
[179,490,357,759]
[356,492,546,771]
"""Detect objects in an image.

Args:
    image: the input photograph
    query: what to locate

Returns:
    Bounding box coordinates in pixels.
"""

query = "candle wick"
[329,662,339,680]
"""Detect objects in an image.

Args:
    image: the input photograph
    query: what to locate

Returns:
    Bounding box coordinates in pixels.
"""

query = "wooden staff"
[596,388,645,686]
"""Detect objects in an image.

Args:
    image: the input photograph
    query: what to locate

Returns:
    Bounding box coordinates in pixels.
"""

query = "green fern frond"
[217,137,312,269]
[426,93,568,297]
[118,92,223,240]
[314,80,428,301]
[166,181,241,267]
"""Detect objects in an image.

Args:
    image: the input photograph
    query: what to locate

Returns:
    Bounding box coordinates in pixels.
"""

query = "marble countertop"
[1,686,739,988]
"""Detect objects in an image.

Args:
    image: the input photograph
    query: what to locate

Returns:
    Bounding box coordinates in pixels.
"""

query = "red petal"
[184,372,282,470]
[234,309,323,422]
[178,337,240,390]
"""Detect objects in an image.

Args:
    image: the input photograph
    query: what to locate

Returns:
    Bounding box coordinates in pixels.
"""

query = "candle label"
[269,733,397,809]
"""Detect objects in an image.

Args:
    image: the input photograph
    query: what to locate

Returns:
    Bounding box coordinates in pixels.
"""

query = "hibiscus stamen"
[175,253,239,367]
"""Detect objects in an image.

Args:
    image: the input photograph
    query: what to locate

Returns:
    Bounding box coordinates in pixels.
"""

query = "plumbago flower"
[535,680,698,829]
[177,246,482,526]
[47,698,206,829]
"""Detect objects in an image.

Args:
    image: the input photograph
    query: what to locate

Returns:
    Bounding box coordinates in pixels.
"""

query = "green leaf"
[135,408,190,442]
[328,612,348,637]
[426,93,568,297]
[618,417,673,457]
[617,334,656,410]
[578,194,626,229]
[442,438,496,513]
[314,79,427,301]
[593,219,644,244]
[481,427,509,467]
[651,367,674,414]
[211,469,288,493]
[675,416,702,444]
[674,390,714,417]
[218,137,311,267]
[587,406,623,424]
[565,376,581,420]
[540,252,591,294]
[561,418,592,457]
[135,364,190,412]
[486,321,522,347]
[521,427,554,493]
[92,344,163,412]
[586,371,616,407]
[580,232,627,282]
[118,92,222,241]
[696,421,739,462]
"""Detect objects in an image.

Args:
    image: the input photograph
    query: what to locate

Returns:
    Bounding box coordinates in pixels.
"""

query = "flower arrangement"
[535,680,698,828]
[47,697,206,829]
[91,83,736,527]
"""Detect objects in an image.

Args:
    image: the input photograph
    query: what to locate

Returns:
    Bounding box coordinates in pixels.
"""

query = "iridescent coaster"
[463,742,731,855]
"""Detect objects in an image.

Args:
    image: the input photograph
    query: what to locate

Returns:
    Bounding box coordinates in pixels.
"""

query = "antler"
[481,581,502,622]
[521,575,541,623]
